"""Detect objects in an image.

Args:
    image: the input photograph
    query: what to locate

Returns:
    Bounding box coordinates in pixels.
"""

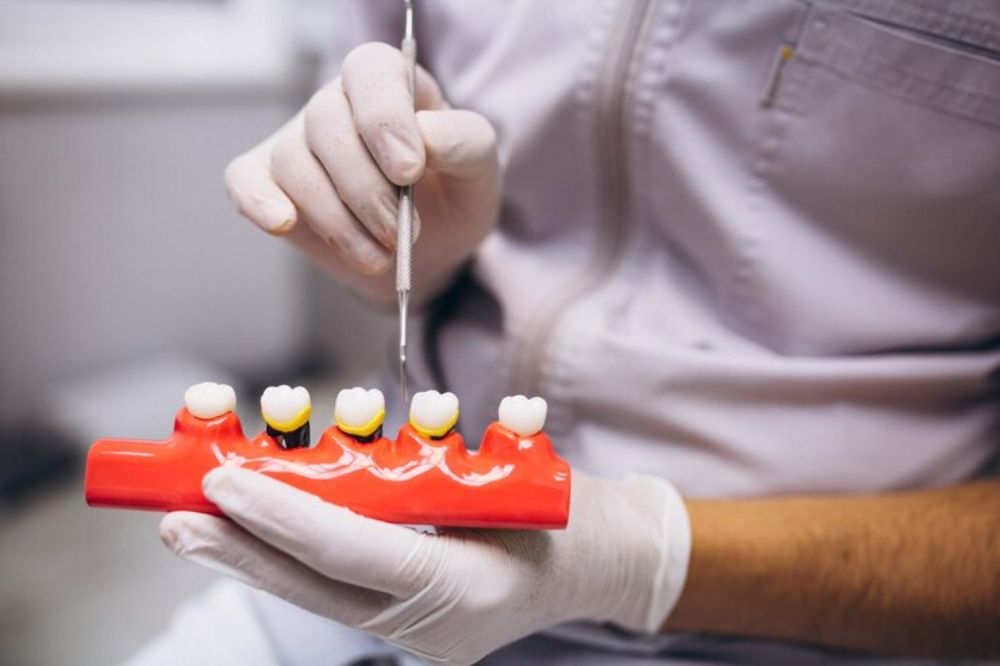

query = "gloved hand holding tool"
[222,38,500,310]
[160,466,691,664]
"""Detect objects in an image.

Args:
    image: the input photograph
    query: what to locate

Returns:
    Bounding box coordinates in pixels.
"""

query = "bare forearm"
[666,480,1000,658]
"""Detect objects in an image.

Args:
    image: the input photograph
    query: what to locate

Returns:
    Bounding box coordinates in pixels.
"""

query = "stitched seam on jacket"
[822,0,1000,50]
[799,30,1000,127]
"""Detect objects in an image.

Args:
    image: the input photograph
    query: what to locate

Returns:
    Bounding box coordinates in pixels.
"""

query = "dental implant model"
[260,385,312,449]
[184,381,237,420]
[86,384,571,528]
[334,387,386,443]
[498,395,548,437]
[409,390,460,439]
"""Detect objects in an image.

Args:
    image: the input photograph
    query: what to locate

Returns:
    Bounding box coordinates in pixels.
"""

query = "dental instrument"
[396,0,417,406]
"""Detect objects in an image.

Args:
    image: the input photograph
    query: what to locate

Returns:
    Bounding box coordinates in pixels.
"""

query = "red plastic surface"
[85,408,571,529]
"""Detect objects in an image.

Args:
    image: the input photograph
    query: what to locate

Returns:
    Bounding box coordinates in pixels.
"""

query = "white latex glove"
[160,467,691,665]
[224,42,501,305]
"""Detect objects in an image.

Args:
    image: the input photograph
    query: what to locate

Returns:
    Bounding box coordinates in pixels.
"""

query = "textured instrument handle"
[395,186,413,292]
[395,15,417,294]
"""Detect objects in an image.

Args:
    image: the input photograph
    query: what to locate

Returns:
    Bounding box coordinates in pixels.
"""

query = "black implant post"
[268,422,310,449]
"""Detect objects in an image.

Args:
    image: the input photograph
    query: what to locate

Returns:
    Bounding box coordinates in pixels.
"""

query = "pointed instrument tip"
[400,356,409,406]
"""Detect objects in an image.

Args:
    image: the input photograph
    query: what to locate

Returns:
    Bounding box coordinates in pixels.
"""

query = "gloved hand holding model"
[160,466,690,665]
[223,42,500,307]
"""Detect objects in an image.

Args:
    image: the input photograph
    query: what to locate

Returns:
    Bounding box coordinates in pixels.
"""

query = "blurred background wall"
[0,1,392,662]
[0,0,394,451]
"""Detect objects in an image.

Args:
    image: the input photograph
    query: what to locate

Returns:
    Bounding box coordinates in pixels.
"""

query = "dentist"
[144,2,1000,664]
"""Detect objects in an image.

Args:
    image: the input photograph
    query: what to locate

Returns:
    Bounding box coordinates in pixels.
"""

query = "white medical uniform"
[132,1,1000,663]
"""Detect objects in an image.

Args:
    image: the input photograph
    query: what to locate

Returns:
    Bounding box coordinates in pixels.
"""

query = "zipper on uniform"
[511,0,658,399]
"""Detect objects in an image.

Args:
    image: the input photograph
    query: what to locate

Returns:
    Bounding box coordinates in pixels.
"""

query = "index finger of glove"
[203,466,429,599]
[340,42,445,186]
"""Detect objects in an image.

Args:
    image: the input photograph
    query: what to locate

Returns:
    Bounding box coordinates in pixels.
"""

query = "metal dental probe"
[397,0,416,406]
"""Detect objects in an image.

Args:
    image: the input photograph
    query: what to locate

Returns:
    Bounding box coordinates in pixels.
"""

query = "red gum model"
[85,408,571,529]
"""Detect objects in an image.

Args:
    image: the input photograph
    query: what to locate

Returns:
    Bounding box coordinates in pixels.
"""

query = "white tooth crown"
[498,395,547,437]
[260,385,311,432]
[334,387,385,437]
[409,390,460,438]
[184,382,237,420]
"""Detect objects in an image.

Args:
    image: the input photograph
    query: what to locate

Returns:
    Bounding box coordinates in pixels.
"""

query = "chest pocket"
[746,1,1000,356]
[792,2,1000,125]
